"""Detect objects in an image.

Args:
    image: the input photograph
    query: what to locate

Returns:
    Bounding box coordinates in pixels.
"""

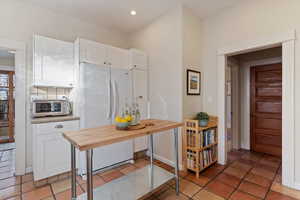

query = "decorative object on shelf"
[196,112,209,127]
[183,116,218,178]
[187,69,201,95]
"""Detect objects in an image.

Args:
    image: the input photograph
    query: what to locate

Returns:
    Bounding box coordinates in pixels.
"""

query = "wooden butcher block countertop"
[63,119,183,151]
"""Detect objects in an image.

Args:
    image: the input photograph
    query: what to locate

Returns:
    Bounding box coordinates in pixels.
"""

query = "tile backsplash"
[31,87,71,100]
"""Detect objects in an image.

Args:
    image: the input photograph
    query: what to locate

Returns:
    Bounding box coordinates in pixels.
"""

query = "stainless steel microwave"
[32,100,71,118]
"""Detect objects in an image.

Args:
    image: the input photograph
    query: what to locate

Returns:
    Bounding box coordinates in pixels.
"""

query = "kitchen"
[2,0,298,200]
[31,35,150,181]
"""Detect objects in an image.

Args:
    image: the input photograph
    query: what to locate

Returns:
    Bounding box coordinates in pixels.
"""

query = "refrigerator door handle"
[106,79,112,119]
[112,80,117,119]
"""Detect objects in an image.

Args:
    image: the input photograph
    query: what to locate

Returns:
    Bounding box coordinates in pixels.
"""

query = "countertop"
[31,115,80,124]
[63,119,183,151]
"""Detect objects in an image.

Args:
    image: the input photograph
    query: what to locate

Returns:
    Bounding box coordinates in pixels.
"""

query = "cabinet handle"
[55,124,64,129]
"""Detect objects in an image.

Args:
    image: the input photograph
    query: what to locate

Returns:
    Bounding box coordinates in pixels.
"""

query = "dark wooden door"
[250,63,282,157]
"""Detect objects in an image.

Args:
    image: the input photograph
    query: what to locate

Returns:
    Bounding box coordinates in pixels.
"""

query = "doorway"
[217,30,296,189]
[0,38,26,176]
[0,70,15,144]
[250,63,282,157]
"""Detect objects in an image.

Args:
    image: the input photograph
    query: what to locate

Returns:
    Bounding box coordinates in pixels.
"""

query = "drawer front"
[34,120,79,135]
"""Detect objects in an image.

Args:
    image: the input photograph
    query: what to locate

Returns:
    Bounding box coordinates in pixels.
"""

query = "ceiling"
[17,0,239,33]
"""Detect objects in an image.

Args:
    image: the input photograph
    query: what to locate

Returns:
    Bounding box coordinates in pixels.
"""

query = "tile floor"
[0,147,300,200]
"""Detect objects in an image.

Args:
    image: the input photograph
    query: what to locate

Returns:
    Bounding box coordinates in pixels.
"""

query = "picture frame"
[187,69,201,95]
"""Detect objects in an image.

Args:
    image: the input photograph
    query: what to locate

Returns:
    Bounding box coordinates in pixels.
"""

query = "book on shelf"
[186,128,216,148]
[199,146,216,169]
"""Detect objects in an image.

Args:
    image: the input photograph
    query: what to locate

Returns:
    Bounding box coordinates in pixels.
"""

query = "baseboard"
[152,153,183,171]
[25,167,33,174]
[292,181,300,190]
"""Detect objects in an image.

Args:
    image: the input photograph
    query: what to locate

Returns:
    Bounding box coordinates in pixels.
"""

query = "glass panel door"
[0,71,15,143]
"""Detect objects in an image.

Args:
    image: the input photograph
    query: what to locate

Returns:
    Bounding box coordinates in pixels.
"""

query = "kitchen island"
[63,119,183,200]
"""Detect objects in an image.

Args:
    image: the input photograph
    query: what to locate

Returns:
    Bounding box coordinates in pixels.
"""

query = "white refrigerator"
[78,62,133,175]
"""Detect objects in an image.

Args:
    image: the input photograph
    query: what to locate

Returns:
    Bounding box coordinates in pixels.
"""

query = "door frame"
[217,30,296,189]
[0,38,26,175]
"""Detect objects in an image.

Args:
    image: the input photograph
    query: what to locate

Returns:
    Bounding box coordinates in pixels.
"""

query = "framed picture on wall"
[187,69,201,95]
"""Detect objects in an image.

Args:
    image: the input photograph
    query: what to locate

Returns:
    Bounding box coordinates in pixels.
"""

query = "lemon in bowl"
[115,116,130,130]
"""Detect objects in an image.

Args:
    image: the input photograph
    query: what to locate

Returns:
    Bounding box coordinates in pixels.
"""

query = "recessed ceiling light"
[130,10,136,16]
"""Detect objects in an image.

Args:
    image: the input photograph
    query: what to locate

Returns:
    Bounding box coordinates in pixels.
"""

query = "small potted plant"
[196,112,209,127]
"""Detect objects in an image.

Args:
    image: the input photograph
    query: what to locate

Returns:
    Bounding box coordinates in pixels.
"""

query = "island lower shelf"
[77,164,175,200]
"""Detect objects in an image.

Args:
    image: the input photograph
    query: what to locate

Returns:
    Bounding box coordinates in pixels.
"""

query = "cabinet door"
[80,39,107,65]
[107,46,130,69]
[34,35,74,87]
[130,49,147,70]
[33,120,79,181]
[132,69,148,152]
[35,133,71,180]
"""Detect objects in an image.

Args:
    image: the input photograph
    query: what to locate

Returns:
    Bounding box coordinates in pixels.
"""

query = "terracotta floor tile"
[134,159,150,168]
[21,173,33,183]
[266,191,298,200]
[185,174,210,186]
[157,188,189,200]
[245,172,272,188]
[21,181,36,193]
[0,176,21,190]
[51,178,74,194]
[55,186,84,200]
[193,189,225,200]
[119,164,137,174]
[81,175,105,190]
[201,164,224,178]
[178,170,189,178]
[238,158,257,166]
[100,170,123,182]
[215,173,241,188]
[260,158,281,168]
[238,181,268,199]
[230,161,252,172]
[22,185,52,200]
[76,175,85,185]
[251,167,276,180]
[224,166,248,179]
[178,179,201,197]
[229,190,261,200]
[271,182,300,199]
[205,180,235,199]
[0,185,21,199]
[255,163,278,173]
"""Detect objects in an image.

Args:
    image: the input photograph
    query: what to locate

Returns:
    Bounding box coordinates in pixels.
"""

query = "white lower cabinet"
[33,120,79,181]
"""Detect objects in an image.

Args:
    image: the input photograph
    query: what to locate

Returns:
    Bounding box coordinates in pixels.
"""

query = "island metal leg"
[173,128,179,195]
[149,134,154,188]
[71,144,77,200]
[86,149,94,200]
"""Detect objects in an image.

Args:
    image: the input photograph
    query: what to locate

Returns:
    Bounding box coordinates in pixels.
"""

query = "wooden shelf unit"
[183,117,218,178]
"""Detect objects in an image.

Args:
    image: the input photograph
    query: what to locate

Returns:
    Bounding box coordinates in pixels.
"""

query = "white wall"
[0,0,129,170]
[130,6,184,167]
[182,7,203,119]
[200,0,300,182]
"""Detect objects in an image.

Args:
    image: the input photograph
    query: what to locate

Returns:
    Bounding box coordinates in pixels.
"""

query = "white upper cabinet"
[79,39,107,66]
[107,46,130,69]
[129,49,147,70]
[33,35,75,88]
[77,38,130,69]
